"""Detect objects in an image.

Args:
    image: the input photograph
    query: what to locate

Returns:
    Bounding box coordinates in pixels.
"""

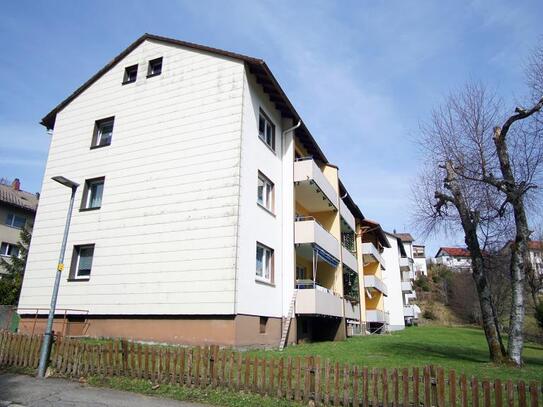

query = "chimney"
[12,178,20,191]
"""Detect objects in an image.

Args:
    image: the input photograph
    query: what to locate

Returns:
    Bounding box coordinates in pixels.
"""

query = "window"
[0,242,19,257]
[258,110,275,151]
[91,117,114,148]
[80,177,105,210]
[259,317,268,334]
[147,57,163,77]
[70,244,95,280]
[256,243,274,283]
[5,213,25,229]
[257,172,274,212]
[123,64,138,84]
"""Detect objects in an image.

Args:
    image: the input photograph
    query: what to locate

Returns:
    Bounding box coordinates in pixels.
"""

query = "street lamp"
[37,176,79,378]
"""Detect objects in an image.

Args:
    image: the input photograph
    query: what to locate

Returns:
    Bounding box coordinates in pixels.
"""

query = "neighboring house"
[359,219,390,333]
[382,232,405,331]
[501,240,543,282]
[434,247,472,272]
[18,34,373,347]
[0,179,39,273]
[412,244,428,277]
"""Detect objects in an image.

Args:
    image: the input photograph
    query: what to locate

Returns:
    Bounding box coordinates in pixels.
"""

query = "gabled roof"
[435,247,471,258]
[361,219,391,248]
[40,33,329,164]
[395,233,414,243]
[0,183,39,213]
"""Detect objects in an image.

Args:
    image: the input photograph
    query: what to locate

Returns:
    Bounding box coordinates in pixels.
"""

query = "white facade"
[20,40,248,316]
[382,233,405,331]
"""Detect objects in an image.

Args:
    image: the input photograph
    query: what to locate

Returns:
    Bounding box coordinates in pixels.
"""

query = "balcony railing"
[366,309,387,323]
[361,243,386,269]
[339,200,356,232]
[295,285,343,317]
[399,257,413,271]
[363,275,388,296]
[344,299,360,320]
[294,217,340,261]
[404,305,416,318]
[401,281,413,293]
[342,246,358,272]
[294,158,338,212]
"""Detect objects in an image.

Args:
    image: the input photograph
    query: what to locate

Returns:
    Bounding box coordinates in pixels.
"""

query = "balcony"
[295,285,343,317]
[342,246,358,272]
[344,299,360,320]
[295,217,340,261]
[364,275,388,296]
[294,158,338,212]
[401,281,413,293]
[399,257,413,272]
[339,200,356,232]
[361,243,385,269]
[366,310,387,323]
[404,305,416,318]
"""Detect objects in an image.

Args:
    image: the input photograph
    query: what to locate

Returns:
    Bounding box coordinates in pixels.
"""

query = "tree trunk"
[506,201,529,366]
[440,162,506,363]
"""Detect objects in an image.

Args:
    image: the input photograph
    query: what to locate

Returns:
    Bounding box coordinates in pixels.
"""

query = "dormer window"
[123,65,138,84]
[147,57,163,77]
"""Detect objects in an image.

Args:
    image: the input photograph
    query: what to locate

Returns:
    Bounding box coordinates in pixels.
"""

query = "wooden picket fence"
[0,331,541,406]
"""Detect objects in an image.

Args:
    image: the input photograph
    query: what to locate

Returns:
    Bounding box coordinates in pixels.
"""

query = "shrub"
[423,308,437,320]
[414,275,430,292]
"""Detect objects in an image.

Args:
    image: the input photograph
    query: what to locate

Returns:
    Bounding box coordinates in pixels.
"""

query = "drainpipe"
[282,120,301,137]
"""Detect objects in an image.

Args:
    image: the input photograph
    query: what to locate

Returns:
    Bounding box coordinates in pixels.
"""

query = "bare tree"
[413,85,509,363]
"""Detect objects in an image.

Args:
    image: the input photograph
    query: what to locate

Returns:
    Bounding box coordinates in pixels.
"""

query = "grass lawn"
[248,326,543,382]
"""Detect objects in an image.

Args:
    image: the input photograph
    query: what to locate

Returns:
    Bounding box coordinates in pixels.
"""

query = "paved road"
[0,373,209,407]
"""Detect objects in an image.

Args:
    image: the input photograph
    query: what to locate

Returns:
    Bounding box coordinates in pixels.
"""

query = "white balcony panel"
[404,305,415,318]
[401,281,413,293]
[344,300,360,320]
[339,200,356,231]
[366,310,386,323]
[296,288,343,317]
[295,219,340,261]
[400,257,413,272]
[361,243,386,269]
[364,275,388,296]
[294,159,338,211]
[342,246,358,272]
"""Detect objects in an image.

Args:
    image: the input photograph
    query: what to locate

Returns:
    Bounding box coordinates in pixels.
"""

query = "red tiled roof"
[528,241,543,250]
[395,233,414,242]
[438,247,471,257]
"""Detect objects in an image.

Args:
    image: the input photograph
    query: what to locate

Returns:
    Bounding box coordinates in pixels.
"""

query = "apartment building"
[17,34,372,347]
[0,179,38,272]
[412,244,427,276]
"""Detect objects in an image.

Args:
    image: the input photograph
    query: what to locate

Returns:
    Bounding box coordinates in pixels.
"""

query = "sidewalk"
[0,373,209,407]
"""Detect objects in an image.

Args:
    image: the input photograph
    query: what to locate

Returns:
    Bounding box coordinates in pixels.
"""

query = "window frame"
[257,172,275,214]
[90,117,115,149]
[80,177,105,211]
[5,213,26,229]
[69,244,95,281]
[122,64,138,85]
[147,57,163,78]
[0,242,19,257]
[258,109,276,152]
[255,242,274,284]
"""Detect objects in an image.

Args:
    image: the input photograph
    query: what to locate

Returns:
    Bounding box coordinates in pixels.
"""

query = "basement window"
[147,57,163,77]
[123,64,138,84]
[259,317,268,334]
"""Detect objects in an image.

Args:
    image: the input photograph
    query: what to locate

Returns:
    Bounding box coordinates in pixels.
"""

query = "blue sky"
[1,1,541,255]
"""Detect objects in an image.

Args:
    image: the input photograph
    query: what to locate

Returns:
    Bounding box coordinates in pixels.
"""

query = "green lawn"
[248,326,543,382]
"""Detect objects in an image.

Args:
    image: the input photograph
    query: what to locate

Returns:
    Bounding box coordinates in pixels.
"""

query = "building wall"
[19,39,246,316]
[382,233,405,331]
[235,68,285,319]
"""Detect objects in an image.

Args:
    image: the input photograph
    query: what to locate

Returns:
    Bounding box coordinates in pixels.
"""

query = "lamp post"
[37,176,79,378]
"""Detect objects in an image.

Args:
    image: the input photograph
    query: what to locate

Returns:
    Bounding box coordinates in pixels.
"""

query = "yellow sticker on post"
[57,263,64,272]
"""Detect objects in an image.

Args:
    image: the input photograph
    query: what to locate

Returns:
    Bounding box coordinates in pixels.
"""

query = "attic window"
[123,65,138,84]
[147,57,163,78]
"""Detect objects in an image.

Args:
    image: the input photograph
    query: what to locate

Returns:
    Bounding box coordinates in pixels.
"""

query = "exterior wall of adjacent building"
[0,205,34,251]
[382,233,405,331]
[19,40,246,320]
[435,254,471,270]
